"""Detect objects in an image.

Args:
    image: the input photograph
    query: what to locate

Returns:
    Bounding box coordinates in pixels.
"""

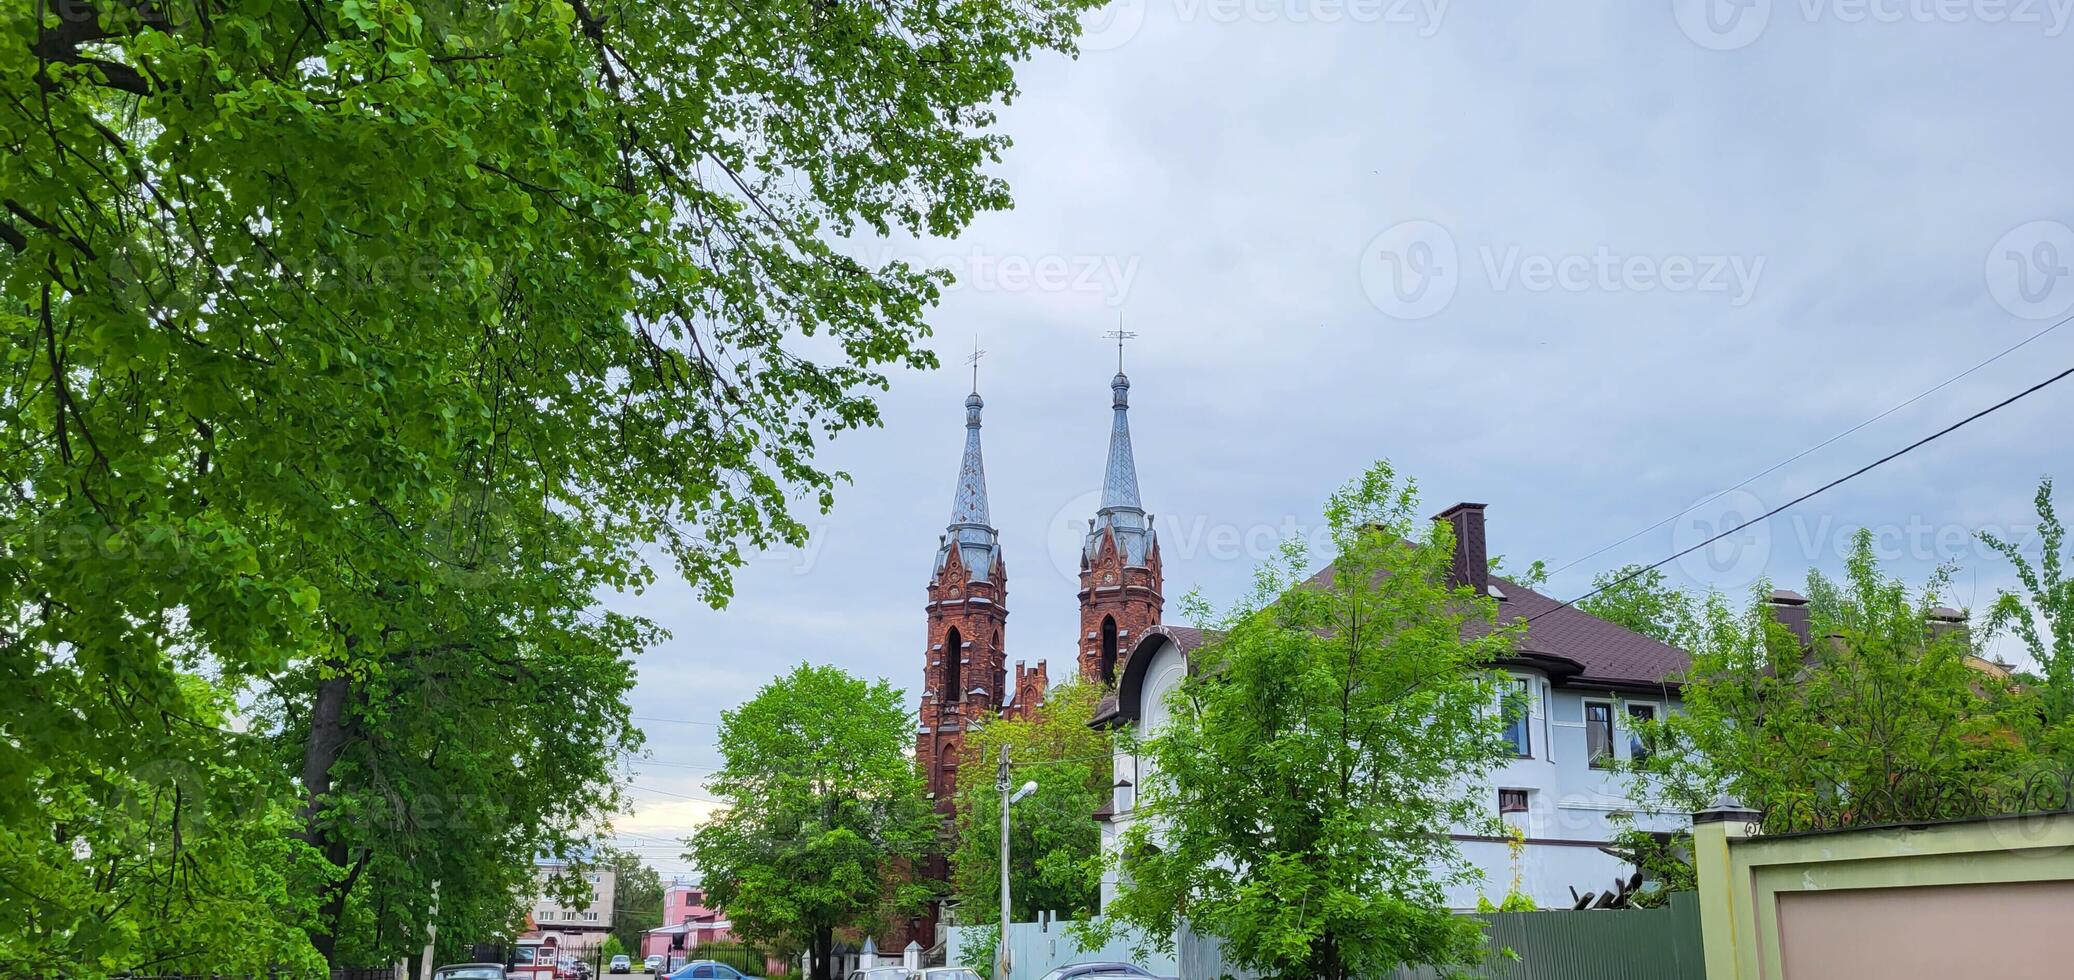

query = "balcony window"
[1500,677,1532,757]
[1627,703,1658,763]
[1586,701,1615,768]
[1498,788,1529,814]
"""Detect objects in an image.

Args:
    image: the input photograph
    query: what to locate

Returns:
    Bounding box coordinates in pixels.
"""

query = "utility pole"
[997,744,1012,980]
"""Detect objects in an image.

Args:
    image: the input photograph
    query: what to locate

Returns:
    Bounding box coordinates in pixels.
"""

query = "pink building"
[639,883,736,966]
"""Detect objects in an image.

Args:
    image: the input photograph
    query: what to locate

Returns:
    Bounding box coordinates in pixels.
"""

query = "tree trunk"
[811,925,834,980]
[299,671,355,965]
[1315,932,1342,980]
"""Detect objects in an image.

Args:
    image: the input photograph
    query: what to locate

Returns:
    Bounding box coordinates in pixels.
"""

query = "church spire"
[949,390,990,527]
[1086,367,1152,568]
[1078,354,1163,685]
[1100,371,1142,514]
[937,381,1000,585]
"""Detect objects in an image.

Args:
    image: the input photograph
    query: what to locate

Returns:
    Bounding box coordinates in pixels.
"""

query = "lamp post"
[997,745,1038,979]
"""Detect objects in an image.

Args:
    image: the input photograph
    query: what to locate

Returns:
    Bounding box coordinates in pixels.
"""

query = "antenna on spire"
[1103,317,1137,373]
[966,337,987,393]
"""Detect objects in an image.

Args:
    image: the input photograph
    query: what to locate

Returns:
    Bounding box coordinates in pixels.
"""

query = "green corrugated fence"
[1386,893,1704,980]
[1181,893,1703,980]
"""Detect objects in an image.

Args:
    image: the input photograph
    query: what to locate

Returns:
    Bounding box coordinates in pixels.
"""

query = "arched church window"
[944,627,964,701]
[1100,616,1119,684]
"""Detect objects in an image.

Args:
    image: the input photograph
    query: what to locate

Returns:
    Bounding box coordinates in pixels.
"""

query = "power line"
[626,757,722,771]
[1532,361,2074,624]
[1549,311,2074,577]
[626,782,726,805]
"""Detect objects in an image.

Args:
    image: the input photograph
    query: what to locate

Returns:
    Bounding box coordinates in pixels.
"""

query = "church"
[911,356,1693,933]
[912,359,1162,809]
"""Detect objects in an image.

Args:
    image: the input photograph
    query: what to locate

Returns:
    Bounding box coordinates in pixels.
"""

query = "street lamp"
[997,744,1041,979]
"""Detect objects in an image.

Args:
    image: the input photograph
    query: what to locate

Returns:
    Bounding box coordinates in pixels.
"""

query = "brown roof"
[1300,564,1690,691]
[1486,576,1690,689]
[1091,568,1690,732]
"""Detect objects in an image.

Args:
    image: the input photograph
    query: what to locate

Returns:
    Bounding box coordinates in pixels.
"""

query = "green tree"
[0,676,325,977]
[601,850,666,956]
[1982,477,2074,750]
[949,680,1110,971]
[1624,531,2034,839]
[3,0,1100,971]
[687,665,937,980]
[1577,564,1702,651]
[1088,461,1521,980]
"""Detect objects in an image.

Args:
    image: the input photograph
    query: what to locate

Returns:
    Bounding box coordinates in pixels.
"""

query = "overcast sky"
[604,1,2074,875]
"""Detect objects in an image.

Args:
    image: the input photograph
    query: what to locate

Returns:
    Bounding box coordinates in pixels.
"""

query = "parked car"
[666,960,764,980]
[610,955,632,974]
[1038,965,1163,980]
[846,969,911,980]
[644,955,665,973]
[433,965,508,980]
[917,969,983,980]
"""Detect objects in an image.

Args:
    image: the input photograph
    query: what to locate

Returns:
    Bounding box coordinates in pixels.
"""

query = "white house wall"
[1103,650,1691,913]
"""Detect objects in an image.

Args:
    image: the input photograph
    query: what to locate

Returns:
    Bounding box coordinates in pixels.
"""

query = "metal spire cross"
[966,338,987,392]
[1103,325,1137,372]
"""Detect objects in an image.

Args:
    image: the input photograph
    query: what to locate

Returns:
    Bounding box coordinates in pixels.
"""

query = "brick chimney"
[1434,502,1489,595]
[1766,589,1811,647]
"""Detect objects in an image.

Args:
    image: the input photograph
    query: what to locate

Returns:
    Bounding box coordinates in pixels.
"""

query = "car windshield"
[435,970,503,980]
[927,971,981,980]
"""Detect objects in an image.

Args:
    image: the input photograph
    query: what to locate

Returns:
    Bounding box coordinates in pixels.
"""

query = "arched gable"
[1106,625,1211,728]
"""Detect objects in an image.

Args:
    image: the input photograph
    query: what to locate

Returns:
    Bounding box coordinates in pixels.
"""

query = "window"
[1501,677,1532,757]
[942,627,963,702]
[1627,703,1658,763]
[1586,701,1615,768]
[1100,616,1119,685]
[1498,788,1529,814]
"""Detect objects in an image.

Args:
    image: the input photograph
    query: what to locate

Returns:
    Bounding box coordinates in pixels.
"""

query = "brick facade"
[1077,523,1163,684]
[915,541,1010,810]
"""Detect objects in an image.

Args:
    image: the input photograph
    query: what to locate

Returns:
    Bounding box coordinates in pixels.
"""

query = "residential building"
[639,881,735,962]
[524,861,616,953]
[1092,502,1692,911]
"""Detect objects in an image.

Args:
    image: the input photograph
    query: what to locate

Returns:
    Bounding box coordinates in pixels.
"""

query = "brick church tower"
[1079,367,1163,684]
[917,387,1012,812]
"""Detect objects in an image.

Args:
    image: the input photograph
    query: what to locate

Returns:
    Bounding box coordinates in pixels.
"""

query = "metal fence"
[960,894,1700,980]
[1394,893,1702,980]
[111,969,402,980]
[947,917,1178,978]
[1179,893,1702,980]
